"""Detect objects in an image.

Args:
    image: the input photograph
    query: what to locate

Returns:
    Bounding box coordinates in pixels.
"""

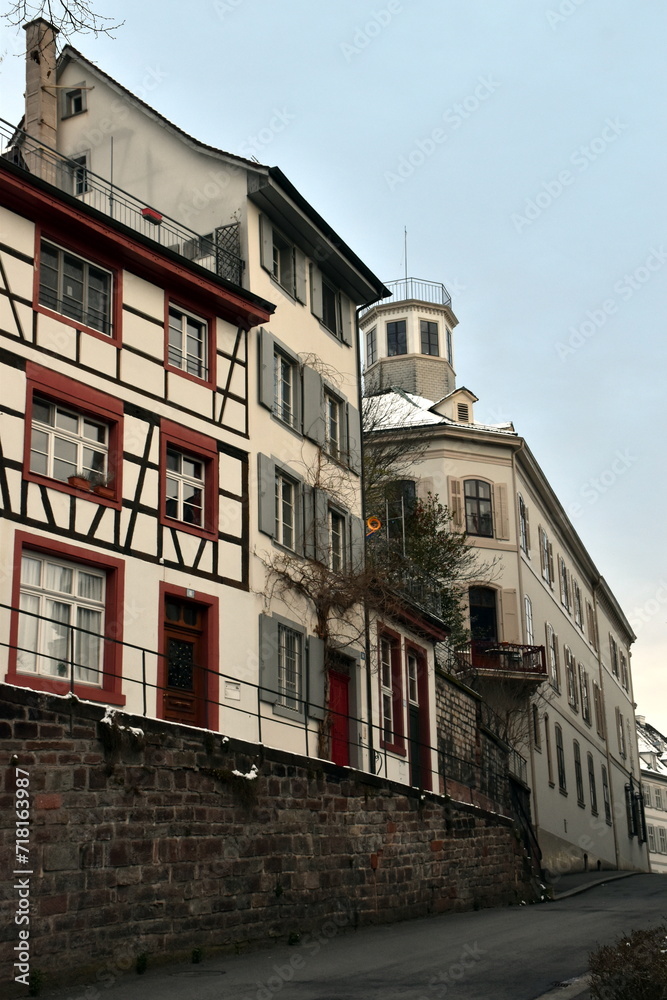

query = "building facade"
[637,716,667,873]
[361,278,649,875]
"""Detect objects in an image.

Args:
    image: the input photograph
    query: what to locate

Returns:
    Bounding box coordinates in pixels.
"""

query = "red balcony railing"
[456,640,547,679]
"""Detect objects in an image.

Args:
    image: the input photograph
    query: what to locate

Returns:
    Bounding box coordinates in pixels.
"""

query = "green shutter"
[303,365,324,444]
[259,614,280,704]
[257,453,275,537]
[307,635,325,720]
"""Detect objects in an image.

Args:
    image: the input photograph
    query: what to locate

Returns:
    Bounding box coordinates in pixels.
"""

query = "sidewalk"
[546,868,640,900]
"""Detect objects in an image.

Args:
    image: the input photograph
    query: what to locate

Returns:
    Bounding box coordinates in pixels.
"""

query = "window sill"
[380,741,407,757]
[271,410,303,440]
[6,671,126,706]
[161,514,217,543]
[164,362,215,392]
[559,788,568,797]
[577,800,586,809]
[24,471,123,511]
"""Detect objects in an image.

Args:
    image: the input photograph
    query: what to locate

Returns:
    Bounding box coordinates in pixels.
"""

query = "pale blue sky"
[2,0,666,728]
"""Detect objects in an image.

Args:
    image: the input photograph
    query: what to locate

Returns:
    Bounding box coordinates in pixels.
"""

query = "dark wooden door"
[163,598,207,727]
[409,705,421,787]
[329,670,350,766]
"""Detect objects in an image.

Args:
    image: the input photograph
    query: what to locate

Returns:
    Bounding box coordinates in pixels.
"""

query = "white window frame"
[167,305,208,381]
[39,239,112,336]
[18,553,105,686]
[656,787,663,811]
[573,581,583,628]
[546,623,561,691]
[275,471,296,550]
[407,652,419,706]
[30,396,108,484]
[565,646,578,710]
[380,636,394,743]
[274,350,298,428]
[648,825,656,852]
[644,784,652,808]
[524,595,534,645]
[165,449,205,527]
[609,634,619,678]
[324,391,343,460]
[277,622,302,711]
[660,828,667,854]
[579,664,591,724]
[329,508,346,573]
[518,495,529,555]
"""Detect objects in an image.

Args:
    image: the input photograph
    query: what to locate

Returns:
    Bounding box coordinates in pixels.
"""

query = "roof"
[637,718,667,776]
[363,388,517,435]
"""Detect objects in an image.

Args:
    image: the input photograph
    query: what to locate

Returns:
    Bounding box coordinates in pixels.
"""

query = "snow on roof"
[637,718,667,775]
[364,389,517,435]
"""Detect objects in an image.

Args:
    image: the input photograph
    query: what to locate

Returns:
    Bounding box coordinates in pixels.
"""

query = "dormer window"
[63,87,86,118]
[457,403,469,422]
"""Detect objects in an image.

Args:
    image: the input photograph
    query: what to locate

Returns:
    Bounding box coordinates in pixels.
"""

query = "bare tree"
[3,0,123,39]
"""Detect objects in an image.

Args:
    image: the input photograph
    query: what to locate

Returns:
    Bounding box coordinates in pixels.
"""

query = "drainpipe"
[23,19,59,148]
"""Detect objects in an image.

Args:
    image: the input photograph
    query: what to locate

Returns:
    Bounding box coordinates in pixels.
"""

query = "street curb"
[532,974,591,1000]
[551,870,640,901]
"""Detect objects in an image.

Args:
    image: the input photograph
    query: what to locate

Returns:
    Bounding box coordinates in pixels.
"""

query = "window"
[261,217,307,303]
[321,277,341,336]
[420,320,439,356]
[524,595,534,645]
[573,581,583,629]
[274,350,298,427]
[532,704,541,749]
[380,636,394,743]
[275,472,296,550]
[565,646,578,710]
[329,508,345,573]
[167,305,208,382]
[579,664,591,724]
[555,724,567,792]
[659,828,667,854]
[160,421,218,540]
[71,154,90,196]
[8,533,124,703]
[656,788,663,811]
[378,629,404,753]
[588,754,598,815]
[545,714,554,784]
[278,623,302,711]
[538,527,555,587]
[518,495,530,555]
[609,635,619,678]
[272,228,295,293]
[559,557,571,611]
[574,742,585,806]
[602,765,612,824]
[619,652,629,691]
[63,87,86,117]
[407,652,419,705]
[446,327,453,364]
[165,450,204,527]
[30,396,108,485]
[586,602,598,651]
[324,392,342,460]
[464,480,493,536]
[616,707,627,758]
[546,624,561,691]
[39,239,112,337]
[644,784,652,808]
[387,320,407,356]
[366,327,377,366]
[593,682,605,738]
[648,825,656,852]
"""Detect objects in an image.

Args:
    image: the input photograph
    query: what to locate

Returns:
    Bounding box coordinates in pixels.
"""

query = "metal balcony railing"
[0,119,244,286]
[455,640,547,679]
[360,277,452,318]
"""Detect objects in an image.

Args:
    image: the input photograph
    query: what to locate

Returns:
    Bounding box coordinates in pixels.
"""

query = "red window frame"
[6,531,126,705]
[33,228,123,346]
[157,582,219,731]
[377,623,405,755]
[159,419,219,541]
[24,362,124,510]
[163,294,217,390]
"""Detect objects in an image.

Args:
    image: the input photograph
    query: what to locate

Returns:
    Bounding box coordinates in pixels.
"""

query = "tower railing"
[360,277,452,319]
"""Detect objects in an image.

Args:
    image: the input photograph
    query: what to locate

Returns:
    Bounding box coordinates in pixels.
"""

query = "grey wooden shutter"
[340,292,353,345]
[538,527,546,576]
[303,366,324,443]
[303,484,315,560]
[307,635,325,720]
[547,541,555,588]
[257,453,275,537]
[346,403,361,473]
[492,483,510,540]
[310,265,323,321]
[524,502,531,552]
[295,248,307,304]
[259,614,280,704]
[258,328,275,410]
[259,215,273,272]
[349,514,365,574]
[448,477,463,528]
[314,488,329,564]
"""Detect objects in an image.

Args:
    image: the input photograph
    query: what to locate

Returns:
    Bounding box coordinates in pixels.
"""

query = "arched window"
[464,480,492,536]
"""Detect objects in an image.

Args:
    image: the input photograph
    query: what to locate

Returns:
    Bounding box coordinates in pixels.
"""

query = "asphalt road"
[47,874,667,1000]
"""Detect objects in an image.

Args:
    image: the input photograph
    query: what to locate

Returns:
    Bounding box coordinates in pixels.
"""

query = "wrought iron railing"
[359,277,452,318]
[455,640,547,678]
[0,119,244,286]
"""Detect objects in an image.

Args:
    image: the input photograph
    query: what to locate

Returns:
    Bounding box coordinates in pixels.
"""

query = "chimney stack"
[23,18,59,148]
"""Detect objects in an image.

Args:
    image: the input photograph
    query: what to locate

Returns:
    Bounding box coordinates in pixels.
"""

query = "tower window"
[387,320,407,356]
[420,320,439,356]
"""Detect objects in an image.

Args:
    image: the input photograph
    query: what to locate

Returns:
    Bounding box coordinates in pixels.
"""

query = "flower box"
[141,206,163,224]
[68,475,91,490]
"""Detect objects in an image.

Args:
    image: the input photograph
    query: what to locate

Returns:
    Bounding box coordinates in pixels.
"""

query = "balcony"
[360,276,452,319]
[455,640,547,681]
[0,119,244,286]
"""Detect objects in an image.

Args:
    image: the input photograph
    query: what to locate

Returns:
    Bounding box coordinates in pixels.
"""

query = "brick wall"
[365,356,453,400]
[1,684,535,991]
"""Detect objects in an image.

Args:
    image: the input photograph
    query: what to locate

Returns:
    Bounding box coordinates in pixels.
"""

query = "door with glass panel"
[18,553,105,687]
[162,598,207,727]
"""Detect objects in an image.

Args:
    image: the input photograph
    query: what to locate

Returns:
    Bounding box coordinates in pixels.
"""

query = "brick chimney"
[23,18,59,148]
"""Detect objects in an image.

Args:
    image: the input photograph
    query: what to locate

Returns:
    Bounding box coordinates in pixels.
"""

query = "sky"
[1,0,666,730]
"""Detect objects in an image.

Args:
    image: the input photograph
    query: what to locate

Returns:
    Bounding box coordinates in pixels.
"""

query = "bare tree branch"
[3,0,124,40]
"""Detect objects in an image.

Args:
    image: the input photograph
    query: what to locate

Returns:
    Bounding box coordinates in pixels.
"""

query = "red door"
[329,670,350,766]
